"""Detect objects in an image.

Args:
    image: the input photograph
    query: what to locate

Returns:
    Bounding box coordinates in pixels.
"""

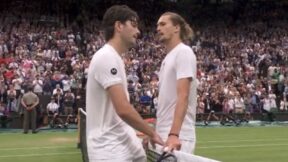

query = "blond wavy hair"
[161,12,194,41]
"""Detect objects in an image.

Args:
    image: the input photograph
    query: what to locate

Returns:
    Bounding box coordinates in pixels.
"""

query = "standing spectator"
[6,84,17,112]
[42,75,53,95]
[62,75,71,94]
[53,84,63,96]
[63,90,74,115]
[53,88,63,114]
[21,86,39,134]
[262,93,275,122]
[12,73,23,98]
[32,74,43,96]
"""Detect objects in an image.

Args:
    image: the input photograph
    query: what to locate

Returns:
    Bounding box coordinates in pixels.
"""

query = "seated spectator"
[64,114,77,128]
[49,113,65,128]
[46,97,59,115]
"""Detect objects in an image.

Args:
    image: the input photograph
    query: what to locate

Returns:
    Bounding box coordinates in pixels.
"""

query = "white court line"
[0,146,74,151]
[197,138,288,143]
[0,152,81,158]
[198,143,288,149]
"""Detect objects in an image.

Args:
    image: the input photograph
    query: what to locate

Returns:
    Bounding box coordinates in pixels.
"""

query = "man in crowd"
[21,86,39,134]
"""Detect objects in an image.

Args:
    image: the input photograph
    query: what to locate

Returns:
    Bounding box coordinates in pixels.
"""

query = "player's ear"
[174,24,180,34]
[114,21,123,32]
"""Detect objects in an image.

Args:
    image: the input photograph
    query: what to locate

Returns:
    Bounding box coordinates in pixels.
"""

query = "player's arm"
[166,77,192,150]
[170,78,191,134]
[107,84,164,146]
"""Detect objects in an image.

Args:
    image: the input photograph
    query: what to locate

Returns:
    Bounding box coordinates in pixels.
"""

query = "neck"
[108,37,128,55]
[164,37,182,54]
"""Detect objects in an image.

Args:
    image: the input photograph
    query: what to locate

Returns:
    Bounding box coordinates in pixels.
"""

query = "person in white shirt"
[12,74,23,98]
[46,97,59,115]
[155,12,197,153]
[52,84,63,96]
[62,75,71,93]
[262,93,276,122]
[32,75,43,96]
[86,5,164,162]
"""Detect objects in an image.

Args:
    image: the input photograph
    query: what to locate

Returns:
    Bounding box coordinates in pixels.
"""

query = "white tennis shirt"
[86,44,143,160]
[156,43,198,141]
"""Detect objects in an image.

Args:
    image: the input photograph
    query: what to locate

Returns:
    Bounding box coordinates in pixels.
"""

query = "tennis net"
[78,108,89,162]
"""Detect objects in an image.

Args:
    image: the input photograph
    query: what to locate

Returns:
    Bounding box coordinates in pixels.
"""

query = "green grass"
[0,131,81,162]
[0,127,288,162]
[195,127,288,162]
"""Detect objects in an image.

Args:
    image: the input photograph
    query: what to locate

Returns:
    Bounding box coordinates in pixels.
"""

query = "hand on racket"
[142,133,164,151]
[142,136,149,151]
[164,135,181,152]
[151,132,165,148]
[143,132,164,150]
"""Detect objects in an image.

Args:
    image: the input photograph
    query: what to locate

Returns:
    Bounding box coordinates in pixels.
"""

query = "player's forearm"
[170,97,188,135]
[118,104,155,137]
[170,78,191,135]
[108,84,156,137]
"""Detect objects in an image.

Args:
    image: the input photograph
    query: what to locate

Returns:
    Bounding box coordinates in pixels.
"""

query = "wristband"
[168,133,179,137]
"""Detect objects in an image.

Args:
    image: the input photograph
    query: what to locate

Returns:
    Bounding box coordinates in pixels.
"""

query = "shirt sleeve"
[176,47,197,80]
[94,53,122,89]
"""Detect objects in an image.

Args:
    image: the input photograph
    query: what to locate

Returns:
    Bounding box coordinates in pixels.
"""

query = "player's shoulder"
[177,43,193,52]
[94,44,117,59]
[91,44,118,64]
[173,43,195,58]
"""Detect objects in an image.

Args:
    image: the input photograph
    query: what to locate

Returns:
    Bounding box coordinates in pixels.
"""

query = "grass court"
[0,126,288,162]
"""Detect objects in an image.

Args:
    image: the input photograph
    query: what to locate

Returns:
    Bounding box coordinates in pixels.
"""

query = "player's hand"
[142,136,149,151]
[164,135,181,152]
[150,132,164,149]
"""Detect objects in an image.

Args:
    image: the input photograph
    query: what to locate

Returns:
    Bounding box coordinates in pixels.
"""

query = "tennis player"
[86,5,164,162]
[156,12,198,154]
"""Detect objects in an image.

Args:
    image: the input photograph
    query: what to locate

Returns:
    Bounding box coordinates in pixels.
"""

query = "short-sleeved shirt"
[156,43,198,141]
[86,44,143,160]
[22,92,39,105]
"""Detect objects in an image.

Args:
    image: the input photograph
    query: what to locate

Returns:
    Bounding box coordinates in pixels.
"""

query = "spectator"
[21,86,39,134]
[63,90,74,115]
[46,97,59,115]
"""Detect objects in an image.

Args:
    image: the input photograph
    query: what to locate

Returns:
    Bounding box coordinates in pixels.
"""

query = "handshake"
[142,132,182,153]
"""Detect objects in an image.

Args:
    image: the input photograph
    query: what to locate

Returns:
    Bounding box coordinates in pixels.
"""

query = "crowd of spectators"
[0,1,288,127]
[195,4,288,123]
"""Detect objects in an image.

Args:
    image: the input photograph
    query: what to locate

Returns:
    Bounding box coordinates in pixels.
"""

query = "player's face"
[121,18,140,48]
[156,15,178,43]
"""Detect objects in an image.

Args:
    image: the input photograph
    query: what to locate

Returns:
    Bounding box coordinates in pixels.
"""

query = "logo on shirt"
[111,68,117,75]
